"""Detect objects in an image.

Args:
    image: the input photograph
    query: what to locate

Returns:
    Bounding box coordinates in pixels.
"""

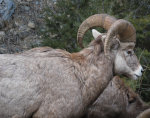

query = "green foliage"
[42,0,111,52]
[135,48,150,102]
[41,0,150,102]
[42,0,92,52]
[42,0,79,52]
[130,16,150,50]
[41,0,150,51]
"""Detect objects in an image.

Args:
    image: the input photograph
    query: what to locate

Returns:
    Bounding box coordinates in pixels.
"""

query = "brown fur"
[83,76,149,118]
[137,108,150,118]
[0,30,142,118]
[0,40,113,118]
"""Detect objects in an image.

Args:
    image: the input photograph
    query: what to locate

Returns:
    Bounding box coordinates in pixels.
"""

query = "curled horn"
[136,108,150,118]
[77,14,117,48]
[104,19,136,56]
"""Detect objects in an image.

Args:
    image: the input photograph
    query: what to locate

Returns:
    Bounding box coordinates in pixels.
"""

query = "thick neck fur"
[70,38,114,108]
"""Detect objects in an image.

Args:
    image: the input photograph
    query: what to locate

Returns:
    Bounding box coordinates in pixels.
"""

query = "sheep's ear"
[92,29,102,39]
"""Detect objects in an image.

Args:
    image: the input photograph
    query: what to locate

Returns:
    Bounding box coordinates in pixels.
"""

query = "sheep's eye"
[124,50,132,56]
[127,51,132,55]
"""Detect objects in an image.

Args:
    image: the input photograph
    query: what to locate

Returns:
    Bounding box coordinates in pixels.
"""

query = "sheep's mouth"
[125,73,139,80]
[135,74,140,78]
[132,74,141,80]
[122,73,138,80]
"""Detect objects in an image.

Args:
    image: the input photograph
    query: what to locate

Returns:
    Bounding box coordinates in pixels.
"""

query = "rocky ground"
[0,0,53,53]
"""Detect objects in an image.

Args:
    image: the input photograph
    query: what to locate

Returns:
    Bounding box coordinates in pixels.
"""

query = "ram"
[84,76,150,118]
[0,14,143,118]
[137,108,150,118]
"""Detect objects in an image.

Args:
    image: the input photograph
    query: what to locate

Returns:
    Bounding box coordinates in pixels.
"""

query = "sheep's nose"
[134,65,143,77]
[141,67,144,72]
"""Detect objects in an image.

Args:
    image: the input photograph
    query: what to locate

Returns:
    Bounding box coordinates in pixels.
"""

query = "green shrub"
[129,16,150,51]
[135,48,150,102]
[41,0,91,52]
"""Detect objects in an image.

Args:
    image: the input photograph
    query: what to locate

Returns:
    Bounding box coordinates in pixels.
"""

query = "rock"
[0,31,5,40]
[0,31,5,37]
[0,0,16,20]
[35,1,39,5]
[0,0,53,54]
[28,22,35,29]
[24,6,30,11]
[14,21,19,26]
[48,17,52,20]
[0,20,5,29]
[16,0,21,3]
[18,31,30,39]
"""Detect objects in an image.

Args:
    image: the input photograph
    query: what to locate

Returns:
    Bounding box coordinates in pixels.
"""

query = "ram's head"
[77,14,143,80]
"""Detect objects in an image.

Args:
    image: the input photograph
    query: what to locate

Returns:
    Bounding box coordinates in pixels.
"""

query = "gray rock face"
[0,0,52,54]
[0,31,5,37]
[28,21,35,29]
[0,0,15,20]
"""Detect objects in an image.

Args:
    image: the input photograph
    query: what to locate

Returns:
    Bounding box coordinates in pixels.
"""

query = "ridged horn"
[136,108,150,118]
[77,14,117,48]
[104,19,136,55]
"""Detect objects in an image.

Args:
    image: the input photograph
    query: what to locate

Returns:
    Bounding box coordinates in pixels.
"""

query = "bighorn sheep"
[0,14,143,118]
[137,108,150,118]
[83,76,150,118]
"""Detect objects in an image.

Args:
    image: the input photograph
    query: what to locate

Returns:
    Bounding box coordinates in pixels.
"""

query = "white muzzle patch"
[133,65,143,78]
